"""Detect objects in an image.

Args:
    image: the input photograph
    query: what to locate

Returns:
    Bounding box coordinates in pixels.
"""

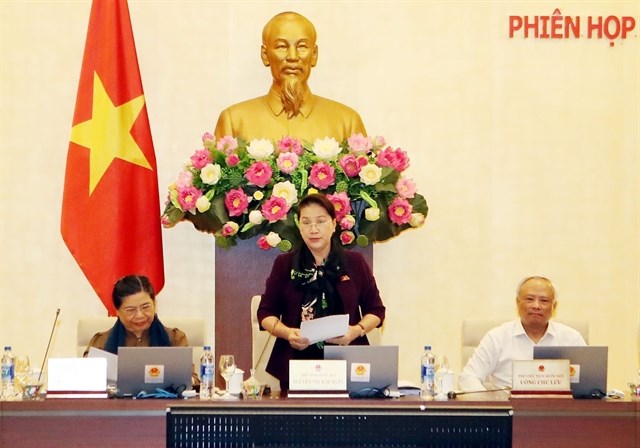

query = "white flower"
[410,213,425,228]
[196,196,211,213]
[312,137,342,161]
[253,191,264,201]
[266,231,282,248]
[272,181,298,206]
[247,138,275,160]
[200,163,221,185]
[365,207,380,221]
[249,210,264,225]
[359,163,382,185]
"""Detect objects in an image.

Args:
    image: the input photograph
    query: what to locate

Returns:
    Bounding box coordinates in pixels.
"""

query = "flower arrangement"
[161,132,428,251]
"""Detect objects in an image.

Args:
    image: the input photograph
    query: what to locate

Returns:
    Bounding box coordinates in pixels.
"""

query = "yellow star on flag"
[70,71,151,194]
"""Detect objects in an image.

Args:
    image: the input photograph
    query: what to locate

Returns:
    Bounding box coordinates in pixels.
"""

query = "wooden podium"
[214,239,372,387]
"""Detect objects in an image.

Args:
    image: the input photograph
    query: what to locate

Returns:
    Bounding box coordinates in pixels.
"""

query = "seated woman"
[257,194,386,391]
[84,275,187,355]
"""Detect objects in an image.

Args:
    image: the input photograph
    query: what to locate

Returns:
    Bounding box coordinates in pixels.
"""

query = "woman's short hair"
[112,275,155,309]
[297,194,336,220]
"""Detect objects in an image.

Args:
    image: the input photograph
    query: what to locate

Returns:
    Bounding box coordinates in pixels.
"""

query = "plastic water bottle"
[199,346,215,400]
[420,345,435,400]
[1,346,16,400]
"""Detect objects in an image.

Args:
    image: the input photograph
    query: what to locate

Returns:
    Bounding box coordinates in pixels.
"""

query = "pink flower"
[340,215,355,230]
[396,177,417,199]
[176,170,193,188]
[202,132,215,149]
[347,133,373,155]
[160,214,174,228]
[276,152,299,174]
[190,149,213,170]
[224,188,249,217]
[340,231,356,245]
[376,146,410,171]
[372,135,386,149]
[261,196,289,222]
[221,221,239,237]
[338,154,367,177]
[216,136,238,154]
[226,153,240,167]
[388,197,413,225]
[245,161,273,187]
[309,162,336,190]
[257,235,271,251]
[177,186,202,212]
[327,192,351,221]
[276,136,303,155]
[376,147,397,168]
[393,148,410,171]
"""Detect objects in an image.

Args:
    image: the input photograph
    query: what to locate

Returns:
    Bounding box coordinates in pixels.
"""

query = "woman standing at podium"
[258,194,386,390]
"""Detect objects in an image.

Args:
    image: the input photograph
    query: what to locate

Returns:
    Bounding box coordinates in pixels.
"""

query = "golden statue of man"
[214,12,366,141]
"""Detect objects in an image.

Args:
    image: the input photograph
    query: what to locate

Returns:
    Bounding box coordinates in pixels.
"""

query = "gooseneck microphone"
[38,308,61,383]
[447,387,510,399]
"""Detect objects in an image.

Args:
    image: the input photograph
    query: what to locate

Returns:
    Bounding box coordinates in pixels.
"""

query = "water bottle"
[199,346,215,400]
[420,345,435,400]
[1,346,16,400]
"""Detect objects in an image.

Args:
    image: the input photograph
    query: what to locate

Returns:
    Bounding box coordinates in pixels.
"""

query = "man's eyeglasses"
[121,302,154,317]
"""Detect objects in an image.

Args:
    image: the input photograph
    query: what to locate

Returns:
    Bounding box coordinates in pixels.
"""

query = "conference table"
[1,392,638,447]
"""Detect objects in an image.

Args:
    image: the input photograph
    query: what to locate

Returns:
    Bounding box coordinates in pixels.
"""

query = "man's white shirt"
[458,319,587,391]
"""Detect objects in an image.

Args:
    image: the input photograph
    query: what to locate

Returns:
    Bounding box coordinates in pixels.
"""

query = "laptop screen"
[324,345,399,393]
[533,346,608,398]
[116,347,193,396]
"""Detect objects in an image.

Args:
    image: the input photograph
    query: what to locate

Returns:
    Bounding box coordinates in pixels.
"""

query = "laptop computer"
[533,346,608,398]
[116,347,193,397]
[324,345,399,394]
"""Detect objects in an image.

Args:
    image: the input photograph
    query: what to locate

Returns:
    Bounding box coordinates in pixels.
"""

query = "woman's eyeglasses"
[299,219,330,229]
[121,302,154,317]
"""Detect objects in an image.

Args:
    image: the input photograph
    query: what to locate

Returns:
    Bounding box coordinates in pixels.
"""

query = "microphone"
[38,308,61,383]
[447,387,510,399]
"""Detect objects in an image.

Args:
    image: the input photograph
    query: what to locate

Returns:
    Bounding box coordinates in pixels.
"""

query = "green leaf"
[409,193,429,216]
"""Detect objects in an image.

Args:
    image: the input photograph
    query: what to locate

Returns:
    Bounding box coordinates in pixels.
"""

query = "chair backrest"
[77,317,205,364]
[250,295,280,391]
[461,318,589,367]
[249,295,383,392]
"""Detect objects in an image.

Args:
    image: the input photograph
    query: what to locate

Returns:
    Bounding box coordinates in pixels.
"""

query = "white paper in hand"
[300,314,349,344]
[88,347,118,383]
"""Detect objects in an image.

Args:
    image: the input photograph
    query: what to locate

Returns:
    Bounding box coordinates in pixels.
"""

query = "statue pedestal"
[214,240,372,388]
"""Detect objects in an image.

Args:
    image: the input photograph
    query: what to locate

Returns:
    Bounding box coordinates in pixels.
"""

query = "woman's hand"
[326,325,360,346]
[287,328,311,351]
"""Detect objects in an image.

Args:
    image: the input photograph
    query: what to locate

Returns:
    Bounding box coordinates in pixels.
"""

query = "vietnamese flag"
[61,0,164,315]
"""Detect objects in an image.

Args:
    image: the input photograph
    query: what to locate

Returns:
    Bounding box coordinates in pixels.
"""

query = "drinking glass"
[434,356,449,400]
[15,356,31,391]
[219,355,236,399]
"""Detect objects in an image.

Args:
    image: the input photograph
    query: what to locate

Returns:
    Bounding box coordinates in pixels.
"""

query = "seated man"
[214,11,366,141]
[458,276,587,391]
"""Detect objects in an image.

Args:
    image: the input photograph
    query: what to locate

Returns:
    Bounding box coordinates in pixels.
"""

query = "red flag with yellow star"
[61,0,164,315]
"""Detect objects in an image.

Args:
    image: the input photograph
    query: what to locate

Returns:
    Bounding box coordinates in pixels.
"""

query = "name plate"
[289,360,347,391]
[47,358,108,398]
[512,359,571,392]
